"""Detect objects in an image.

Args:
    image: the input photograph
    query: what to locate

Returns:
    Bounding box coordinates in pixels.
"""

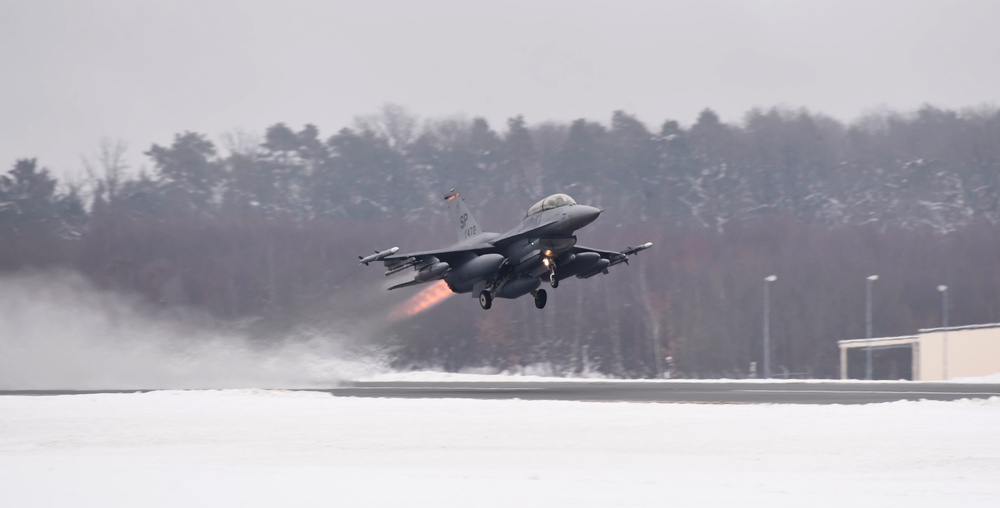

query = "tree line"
[2,104,999,377]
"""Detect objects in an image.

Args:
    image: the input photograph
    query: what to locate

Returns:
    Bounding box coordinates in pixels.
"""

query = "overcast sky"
[2,0,998,179]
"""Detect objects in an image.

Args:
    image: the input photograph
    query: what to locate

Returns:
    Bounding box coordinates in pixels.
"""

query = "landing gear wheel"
[479,290,493,310]
[534,289,547,309]
[549,271,559,288]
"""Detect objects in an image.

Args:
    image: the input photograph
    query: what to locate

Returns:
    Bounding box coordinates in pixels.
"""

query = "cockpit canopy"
[526,193,577,217]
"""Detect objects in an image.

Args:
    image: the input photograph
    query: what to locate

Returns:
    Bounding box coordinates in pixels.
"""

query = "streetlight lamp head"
[765,275,777,282]
[867,275,879,281]
[938,285,948,292]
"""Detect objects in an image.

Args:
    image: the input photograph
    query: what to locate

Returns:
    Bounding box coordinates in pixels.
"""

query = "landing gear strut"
[479,290,493,310]
[546,258,559,288]
[533,289,547,309]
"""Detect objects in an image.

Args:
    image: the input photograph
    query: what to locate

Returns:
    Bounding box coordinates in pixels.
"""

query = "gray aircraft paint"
[361,190,652,310]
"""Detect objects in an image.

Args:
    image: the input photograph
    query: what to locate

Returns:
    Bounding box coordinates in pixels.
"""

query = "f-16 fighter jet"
[359,190,652,310]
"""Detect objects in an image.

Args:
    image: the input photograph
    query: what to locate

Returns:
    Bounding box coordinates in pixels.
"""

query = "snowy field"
[3,273,999,505]
[2,390,999,507]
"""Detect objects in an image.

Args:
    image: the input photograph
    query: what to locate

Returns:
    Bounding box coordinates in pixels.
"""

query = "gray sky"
[2,0,998,179]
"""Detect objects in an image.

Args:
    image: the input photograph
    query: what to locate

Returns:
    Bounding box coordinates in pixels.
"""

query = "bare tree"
[353,103,420,150]
[81,138,129,203]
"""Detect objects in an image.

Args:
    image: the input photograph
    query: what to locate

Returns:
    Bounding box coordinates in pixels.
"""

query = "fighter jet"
[359,190,653,310]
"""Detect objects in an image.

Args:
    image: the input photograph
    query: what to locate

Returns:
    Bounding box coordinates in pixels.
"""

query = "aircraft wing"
[382,243,498,266]
[377,241,501,290]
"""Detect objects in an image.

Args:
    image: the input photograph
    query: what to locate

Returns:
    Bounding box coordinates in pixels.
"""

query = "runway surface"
[328,380,1000,404]
[4,380,1000,404]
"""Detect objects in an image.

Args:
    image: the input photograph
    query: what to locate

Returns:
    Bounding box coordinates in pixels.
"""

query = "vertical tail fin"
[444,189,483,243]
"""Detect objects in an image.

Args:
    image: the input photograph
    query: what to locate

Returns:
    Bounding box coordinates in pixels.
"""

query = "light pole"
[866,275,879,380]
[763,275,777,378]
[938,285,949,379]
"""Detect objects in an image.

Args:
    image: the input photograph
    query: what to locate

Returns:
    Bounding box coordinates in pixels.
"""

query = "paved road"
[6,381,997,404]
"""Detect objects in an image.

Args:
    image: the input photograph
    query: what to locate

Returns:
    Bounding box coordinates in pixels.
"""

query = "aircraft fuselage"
[364,191,650,310]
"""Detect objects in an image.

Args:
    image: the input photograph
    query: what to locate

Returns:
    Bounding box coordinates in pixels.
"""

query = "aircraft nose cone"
[577,205,602,227]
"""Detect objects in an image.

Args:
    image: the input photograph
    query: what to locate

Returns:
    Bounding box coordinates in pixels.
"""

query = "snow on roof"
[839,322,1000,346]
[838,335,918,346]
[919,322,1000,334]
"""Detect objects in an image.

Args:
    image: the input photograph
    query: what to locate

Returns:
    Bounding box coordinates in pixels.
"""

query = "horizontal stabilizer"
[388,279,428,291]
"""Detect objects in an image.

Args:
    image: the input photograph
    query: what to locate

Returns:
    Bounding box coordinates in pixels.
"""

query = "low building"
[839,323,1000,380]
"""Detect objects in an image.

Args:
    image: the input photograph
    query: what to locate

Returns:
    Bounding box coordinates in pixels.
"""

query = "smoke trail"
[0,270,391,390]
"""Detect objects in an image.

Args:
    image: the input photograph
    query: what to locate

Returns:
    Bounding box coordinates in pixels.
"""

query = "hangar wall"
[839,323,1000,380]
[917,324,1000,381]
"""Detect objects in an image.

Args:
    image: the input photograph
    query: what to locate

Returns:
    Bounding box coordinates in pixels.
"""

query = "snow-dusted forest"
[3,105,1000,377]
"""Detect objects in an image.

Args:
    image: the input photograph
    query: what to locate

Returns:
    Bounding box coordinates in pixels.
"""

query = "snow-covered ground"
[2,391,998,507]
[4,272,999,505]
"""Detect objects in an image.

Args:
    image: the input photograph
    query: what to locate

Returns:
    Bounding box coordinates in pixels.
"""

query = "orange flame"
[389,280,455,321]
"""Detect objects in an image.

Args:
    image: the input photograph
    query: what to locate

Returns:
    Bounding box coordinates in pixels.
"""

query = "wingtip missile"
[359,246,399,265]
[622,242,653,257]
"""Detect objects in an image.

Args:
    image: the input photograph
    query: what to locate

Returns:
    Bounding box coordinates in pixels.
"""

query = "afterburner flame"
[389,280,455,321]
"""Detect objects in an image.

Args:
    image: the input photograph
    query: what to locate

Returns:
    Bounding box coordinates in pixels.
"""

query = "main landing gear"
[481,288,547,310]
[479,290,493,310]
[532,289,547,309]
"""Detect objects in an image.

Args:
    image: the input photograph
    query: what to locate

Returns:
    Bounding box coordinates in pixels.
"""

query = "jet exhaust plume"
[0,270,390,389]
[389,280,454,321]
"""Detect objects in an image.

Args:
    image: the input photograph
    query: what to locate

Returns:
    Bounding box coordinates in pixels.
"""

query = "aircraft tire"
[479,290,493,310]
[549,272,559,288]
[534,289,547,309]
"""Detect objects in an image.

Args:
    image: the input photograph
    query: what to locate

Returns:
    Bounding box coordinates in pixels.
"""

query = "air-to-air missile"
[358,246,399,265]
[622,242,654,257]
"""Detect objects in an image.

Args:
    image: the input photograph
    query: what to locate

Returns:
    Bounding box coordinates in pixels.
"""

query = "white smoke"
[0,270,391,389]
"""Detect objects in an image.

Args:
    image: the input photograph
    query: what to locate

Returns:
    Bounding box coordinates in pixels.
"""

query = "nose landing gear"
[545,258,559,288]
